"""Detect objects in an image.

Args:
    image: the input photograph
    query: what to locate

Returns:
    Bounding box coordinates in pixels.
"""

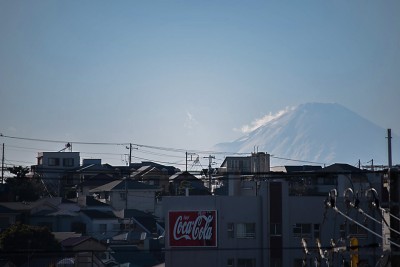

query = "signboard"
[168,210,217,247]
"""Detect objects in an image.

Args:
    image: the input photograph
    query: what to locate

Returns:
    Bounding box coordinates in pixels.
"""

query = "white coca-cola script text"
[173,215,214,241]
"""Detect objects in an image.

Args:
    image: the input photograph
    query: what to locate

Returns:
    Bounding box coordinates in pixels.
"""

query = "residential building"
[163,164,385,267]
[61,236,109,267]
[219,152,270,174]
[132,166,170,193]
[168,171,210,196]
[79,209,120,241]
[164,196,262,267]
[89,178,161,213]
[78,173,116,197]
[0,197,81,232]
[32,151,80,196]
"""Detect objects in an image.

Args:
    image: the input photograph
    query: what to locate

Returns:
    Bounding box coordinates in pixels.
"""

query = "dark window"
[340,224,346,238]
[349,223,368,239]
[63,158,74,167]
[270,223,282,236]
[237,259,255,267]
[293,223,312,238]
[48,158,60,166]
[227,223,234,238]
[236,223,255,238]
[314,224,320,239]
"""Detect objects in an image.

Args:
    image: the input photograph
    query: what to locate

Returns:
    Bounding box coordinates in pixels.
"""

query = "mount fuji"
[213,103,398,167]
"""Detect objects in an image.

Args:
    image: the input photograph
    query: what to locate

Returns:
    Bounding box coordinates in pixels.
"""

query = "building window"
[236,223,255,239]
[340,224,346,238]
[293,223,312,238]
[227,223,235,238]
[227,258,234,267]
[237,259,255,267]
[48,158,60,166]
[63,158,74,167]
[314,224,320,239]
[349,223,368,239]
[270,223,282,236]
[120,192,126,200]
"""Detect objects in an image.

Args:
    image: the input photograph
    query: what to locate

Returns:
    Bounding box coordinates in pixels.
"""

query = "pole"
[388,129,393,169]
[203,155,215,193]
[125,177,128,210]
[1,143,4,184]
[129,143,132,167]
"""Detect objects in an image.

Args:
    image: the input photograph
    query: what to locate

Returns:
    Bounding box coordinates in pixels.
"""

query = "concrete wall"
[163,196,263,267]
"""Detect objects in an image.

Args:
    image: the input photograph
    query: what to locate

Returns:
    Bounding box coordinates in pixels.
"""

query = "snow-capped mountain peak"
[214,103,397,166]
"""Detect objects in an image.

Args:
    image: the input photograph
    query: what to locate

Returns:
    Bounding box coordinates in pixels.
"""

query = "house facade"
[79,210,120,241]
[90,179,161,213]
[32,151,80,196]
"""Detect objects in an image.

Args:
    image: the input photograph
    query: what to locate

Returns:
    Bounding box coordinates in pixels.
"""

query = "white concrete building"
[163,164,386,267]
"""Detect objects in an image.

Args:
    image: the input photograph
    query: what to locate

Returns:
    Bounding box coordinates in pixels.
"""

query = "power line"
[0,133,127,146]
[1,133,358,167]
[270,155,326,165]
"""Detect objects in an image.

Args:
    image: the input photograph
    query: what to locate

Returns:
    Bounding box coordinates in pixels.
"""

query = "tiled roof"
[80,173,116,187]
[0,201,36,211]
[169,171,199,181]
[61,236,92,247]
[90,179,160,193]
[321,163,362,173]
[53,232,82,242]
[80,210,118,220]
[284,165,323,172]
[0,204,19,214]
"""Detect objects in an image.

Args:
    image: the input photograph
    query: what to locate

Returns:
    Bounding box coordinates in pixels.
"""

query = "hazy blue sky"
[1,1,399,168]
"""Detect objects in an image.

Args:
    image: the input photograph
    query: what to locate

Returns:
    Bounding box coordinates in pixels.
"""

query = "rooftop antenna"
[58,142,72,152]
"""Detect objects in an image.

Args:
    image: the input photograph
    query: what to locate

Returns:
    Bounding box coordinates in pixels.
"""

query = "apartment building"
[33,151,80,196]
[163,164,385,267]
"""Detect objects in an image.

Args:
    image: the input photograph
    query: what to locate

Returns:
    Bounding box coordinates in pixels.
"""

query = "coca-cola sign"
[169,210,217,247]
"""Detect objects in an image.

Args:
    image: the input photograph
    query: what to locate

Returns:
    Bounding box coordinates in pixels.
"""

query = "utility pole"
[129,143,132,169]
[185,152,196,172]
[387,129,393,169]
[126,143,137,176]
[1,143,4,184]
[203,155,215,193]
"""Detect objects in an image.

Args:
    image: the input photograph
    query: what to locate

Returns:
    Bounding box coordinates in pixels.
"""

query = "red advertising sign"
[169,210,217,247]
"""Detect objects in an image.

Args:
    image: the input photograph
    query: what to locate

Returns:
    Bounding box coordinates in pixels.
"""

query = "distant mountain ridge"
[214,103,397,166]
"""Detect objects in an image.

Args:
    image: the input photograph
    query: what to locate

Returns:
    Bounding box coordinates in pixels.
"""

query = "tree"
[0,223,61,265]
[6,166,44,201]
[7,166,29,179]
